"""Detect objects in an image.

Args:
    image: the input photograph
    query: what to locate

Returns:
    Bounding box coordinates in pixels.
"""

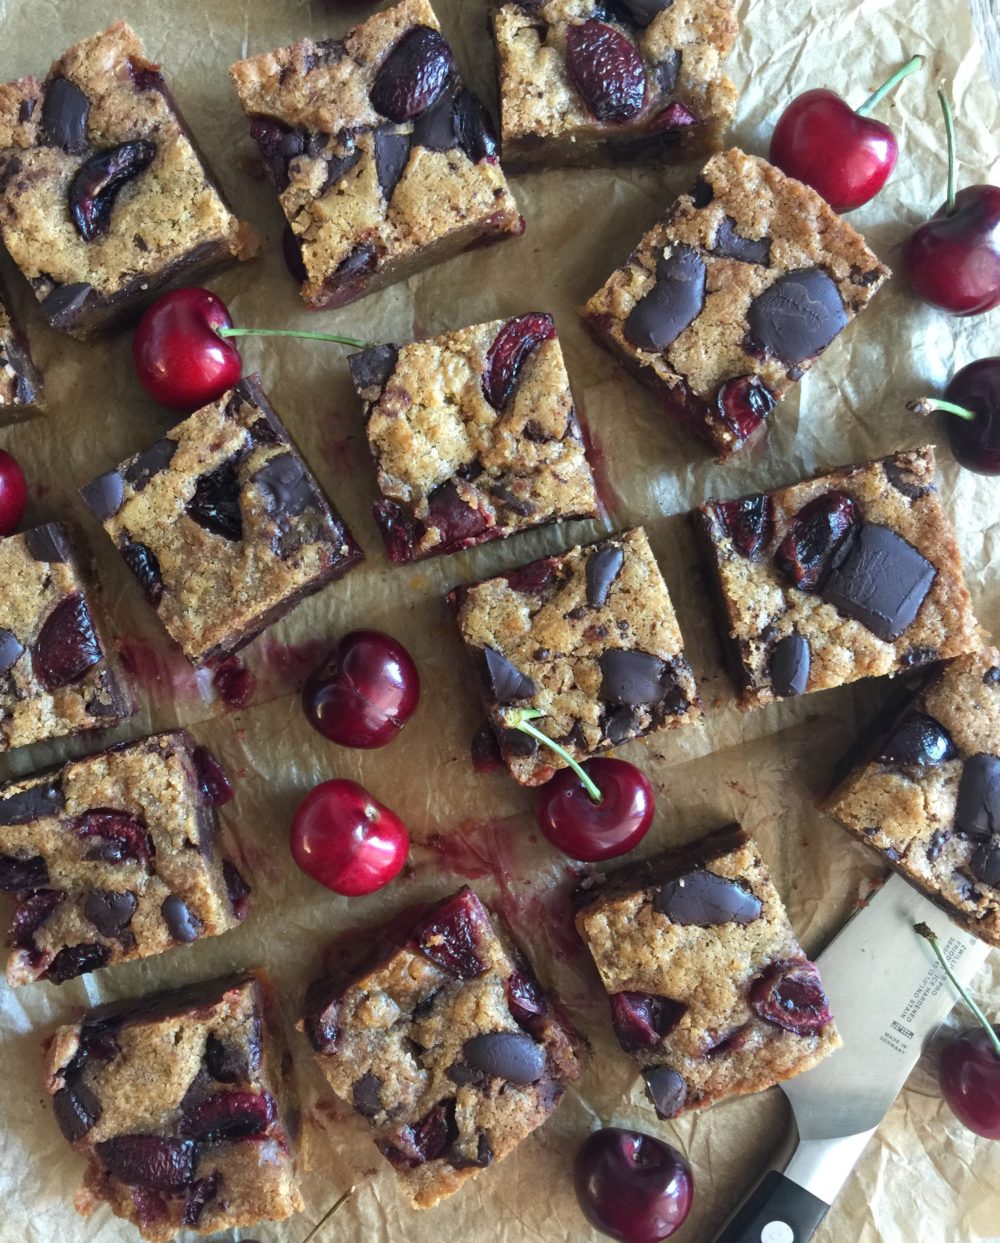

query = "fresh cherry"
[509,710,654,862]
[770,55,922,213]
[916,923,1000,1139]
[903,89,1000,316]
[302,630,420,749]
[907,357,1000,474]
[132,287,369,413]
[0,450,28,536]
[290,779,409,897]
[574,1127,694,1243]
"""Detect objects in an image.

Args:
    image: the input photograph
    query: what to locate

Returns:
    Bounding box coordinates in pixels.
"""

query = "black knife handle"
[712,1169,830,1243]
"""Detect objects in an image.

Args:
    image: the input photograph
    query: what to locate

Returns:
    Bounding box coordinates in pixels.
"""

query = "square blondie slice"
[580,148,889,457]
[45,973,302,1242]
[575,824,841,1119]
[490,0,738,170]
[0,23,257,338]
[825,646,1000,947]
[80,374,362,666]
[692,446,979,709]
[301,888,583,1209]
[349,313,599,562]
[230,0,524,312]
[448,526,701,785]
[0,522,134,752]
[0,278,42,423]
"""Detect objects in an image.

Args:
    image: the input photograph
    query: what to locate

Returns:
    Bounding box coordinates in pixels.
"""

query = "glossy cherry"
[770,56,922,213]
[907,357,1000,474]
[302,630,420,749]
[916,923,1000,1139]
[0,450,28,536]
[574,1127,694,1243]
[903,90,1000,316]
[290,779,409,897]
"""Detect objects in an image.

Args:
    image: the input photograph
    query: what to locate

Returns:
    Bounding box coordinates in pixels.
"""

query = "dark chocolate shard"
[412,83,460,152]
[0,628,24,674]
[820,523,936,641]
[25,523,70,563]
[746,268,848,366]
[599,649,673,707]
[769,632,810,697]
[0,780,64,825]
[970,841,1000,886]
[186,459,243,541]
[643,1065,687,1119]
[373,128,411,201]
[955,754,1000,840]
[714,216,771,265]
[42,77,90,153]
[654,869,762,925]
[80,471,125,521]
[253,453,318,518]
[586,545,624,608]
[349,344,399,394]
[876,712,956,768]
[124,439,177,491]
[624,244,706,353]
[483,646,537,702]
[41,282,94,329]
[334,242,378,286]
[462,1032,545,1084]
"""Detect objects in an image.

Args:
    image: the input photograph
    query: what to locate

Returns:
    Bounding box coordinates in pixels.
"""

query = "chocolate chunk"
[42,77,90,153]
[655,869,762,925]
[334,242,377,284]
[984,667,1000,687]
[186,459,243,541]
[80,471,126,521]
[902,646,939,668]
[322,147,362,193]
[253,453,318,518]
[746,268,848,366]
[621,0,675,22]
[84,889,137,936]
[124,439,177,490]
[714,216,771,265]
[624,245,706,353]
[599,649,673,707]
[502,728,538,757]
[970,841,1000,886]
[769,633,810,697]
[352,1072,383,1117]
[41,282,94,329]
[462,1032,545,1084]
[0,628,24,674]
[161,895,202,943]
[0,780,64,825]
[373,128,411,202]
[351,344,399,395]
[690,176,714,207]
[586,545,624,608]
[483,646,537,702]
[821,523,936,641]
[25,523,70,563]
[205,1034,252,1084]
[655,48,681,93]
[955,754,1000,839]
[0,853,49,890]
[877,712,956,767]
[604,705,638,744]
[412,83,460,152]
[883,457,930,499]
[642,1066,686,1120]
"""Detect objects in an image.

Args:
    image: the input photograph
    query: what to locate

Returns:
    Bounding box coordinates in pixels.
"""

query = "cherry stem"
[510,709,603,804]
[302,1185,356,1243]
[938,87,958,215]
[217,326,370,349]
[915,923,1000,1058]
[908,396,977,421]
[856,54,924,117]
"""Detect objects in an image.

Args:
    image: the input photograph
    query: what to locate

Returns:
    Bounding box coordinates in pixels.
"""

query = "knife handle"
[711,1169,829,1243]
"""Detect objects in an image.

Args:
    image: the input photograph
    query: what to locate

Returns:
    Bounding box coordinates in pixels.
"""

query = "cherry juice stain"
[119,634,201,701]
[579,416,618,522]
[211,656,257,710]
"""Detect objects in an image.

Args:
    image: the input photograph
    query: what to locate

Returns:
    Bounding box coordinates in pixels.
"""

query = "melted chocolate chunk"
[769,632,810,697]
[955,754,1000,839]
[83,889,137,936]
[80,471,125,521]
[0,853,49,890]
[883,457,930,499]
[713,216,771,265]
[820,523,936,641]
[25,524,70,563]
[161,895,202,943]
[0,628,24,674]
[334,242,378,285]
[690,176,714,207]
[186,459,243,541]
[655,48,681,93]
[586,545,624,607]
[0,780,64,825]
[643,1065,686,1119]
[624,245,706,353]
[353,1072,383,1118]
[462,1032,545,1083]
[41,282,94,329]
[984,667,1000,687]
[876,712,956,768]
[654,869,762,925]
[253,453,318,518]
[53,1078,102,1141]
[604,705,638,744]
[373,128,411,201]
[42,77,90,153]
[502,727,538,757]
[350,343,399,394]
[124,439,177,490]
[970,841,1000,886]
[322,147,362,192]
[412,83,460,151]
[746,268,848,366]
[599,649,674,707]
[483,646,537,701]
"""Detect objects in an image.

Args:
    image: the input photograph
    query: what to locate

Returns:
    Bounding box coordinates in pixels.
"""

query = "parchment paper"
[0,0,998,1240]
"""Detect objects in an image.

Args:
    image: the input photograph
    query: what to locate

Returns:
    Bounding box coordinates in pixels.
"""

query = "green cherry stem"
[509,708,603,804]
[217,325,371,349]
[915,923,1000,1058]
[856,54,924,117]
[938,86,958,216]
[906,396,977,420]
[302,1185,356,1243]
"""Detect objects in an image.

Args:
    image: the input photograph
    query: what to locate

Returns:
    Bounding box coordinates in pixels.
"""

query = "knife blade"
[710,872,992,1243]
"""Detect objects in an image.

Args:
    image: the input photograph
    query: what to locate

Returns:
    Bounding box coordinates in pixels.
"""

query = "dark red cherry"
[609,991,686,1052]
[133,288,242,413]
[482,313,556,409]
[565,21,646,123]
[718,493,773,558]
[574,1127,694,1242]
[536,757,654,863]
[180,1090,276,1141]
[302,630,420,748]
[290,779,409,897]
[0,450,28,536]
[939,1026,1000,1139]
[716,375,776,443]
[33,593,103,690]
[369,26,455,123]
[910,357,1000,475]
[96,1135,198,1191]
[69,140,156,241]
[750,959,833,1035]
[413,888,491,978]
[774,490,858,591]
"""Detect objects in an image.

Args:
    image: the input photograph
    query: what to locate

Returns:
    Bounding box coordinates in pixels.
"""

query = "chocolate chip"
[926,829,949,862]
[655,48,681,93]
[654,869,762,925]
[124,439,177,491]
[53,1077,102,1141]
[462,1032,545,1084]
[253,453,318,518]
[643,1066,686,1119]
[41,282,94,329]
[984,667,1000,687]
[970,841,1000,886]
[883,457,930,500]
[322,147,362,193]
[80,471,126,521]
[83,889,137,936]
[373,129,411,201]
[502,728,538,757]
[821,523,936,641]
[690,176,714,207]
[955,754,1000,839]
[205,1034,251,1084]
[902,646,939,668]
[42,77,90,153]
[604,704,638,744]
[599,649,672,707]
[335,242,377,283]
[25,523,70,563]
[746,268,848,366]
[624,245,706,353]
[586,545,624,608]
[0,628,24,674]
[713,216,771,265]
[0,780,64,825]
[483,646,537,701]
[352,1072,383,1117]
[877,712,956,767]
[162,895,202,943]
[769,633,810,697]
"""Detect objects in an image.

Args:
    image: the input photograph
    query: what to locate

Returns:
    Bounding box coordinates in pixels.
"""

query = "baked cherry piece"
[0,450,28,536]
[574,1127,693,1243]
[903,89,1000,316]
[303,630,420,749]
[770,56,922,212]
[907,357,1000,475]
[290,779,409,897]
[916,923,1000,1139]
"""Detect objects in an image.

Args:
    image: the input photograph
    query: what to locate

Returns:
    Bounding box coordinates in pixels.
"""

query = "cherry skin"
[536,758,654,863]
[770,88,897,213]
[939,1025,1000,1139]
[938,357,1000,474]
[302,630,420,749]
[133,288,242,412]
[903,184,1000,316]
[290,779,409,897]
[574,1127,694,1243]
[0,450,28,536]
